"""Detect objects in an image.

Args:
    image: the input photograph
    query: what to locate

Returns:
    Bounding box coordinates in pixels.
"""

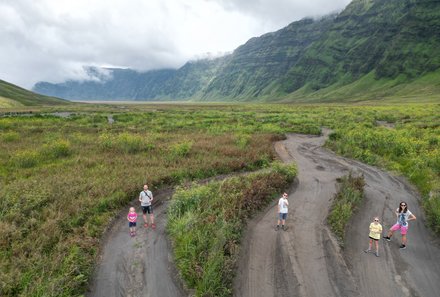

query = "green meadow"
[0,103,439,296]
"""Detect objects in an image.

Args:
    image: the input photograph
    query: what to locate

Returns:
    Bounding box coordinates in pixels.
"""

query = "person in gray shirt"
[139,184,156,229]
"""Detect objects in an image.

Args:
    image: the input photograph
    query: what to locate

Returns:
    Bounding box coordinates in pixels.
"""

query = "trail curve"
[234,130,440,297]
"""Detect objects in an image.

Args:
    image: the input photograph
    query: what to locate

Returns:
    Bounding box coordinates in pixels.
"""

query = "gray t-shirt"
[140,190,153,206]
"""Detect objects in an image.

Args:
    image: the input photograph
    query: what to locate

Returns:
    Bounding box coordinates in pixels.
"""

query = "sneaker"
[275,225,280,231]
[144,223,148,228]
[130,232,134,237]
[399,244,406,249]
[364,249,371,253]
[281,225,285,230]
[383,236,391,241]
[375,252,379,257]
[151,223,156,229]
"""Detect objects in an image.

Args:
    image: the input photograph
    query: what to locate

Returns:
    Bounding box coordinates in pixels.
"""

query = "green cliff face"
[277,0,440,98]
[33,0,440,102]
[200,16,336,100]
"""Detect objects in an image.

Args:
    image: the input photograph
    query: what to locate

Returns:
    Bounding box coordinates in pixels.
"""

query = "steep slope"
[0,79,68,107]
[278,0,440,97]
[155,57,228,100]
[199,16,335,100]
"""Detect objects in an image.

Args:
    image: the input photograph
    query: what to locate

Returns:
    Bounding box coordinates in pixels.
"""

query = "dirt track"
[234,130,440,297]
[86,189,188,297]
[88,131,440,297]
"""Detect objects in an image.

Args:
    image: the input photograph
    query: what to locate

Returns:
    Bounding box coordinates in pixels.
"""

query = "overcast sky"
[0,0,351,89]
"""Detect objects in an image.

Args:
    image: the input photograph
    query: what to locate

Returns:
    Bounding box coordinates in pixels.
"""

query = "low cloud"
[0,0,351,89]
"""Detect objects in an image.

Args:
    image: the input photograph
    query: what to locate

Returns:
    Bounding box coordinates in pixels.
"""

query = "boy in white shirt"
[276,192,289,231]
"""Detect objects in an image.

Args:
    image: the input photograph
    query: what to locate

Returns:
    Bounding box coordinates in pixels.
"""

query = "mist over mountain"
[33,0,440,102]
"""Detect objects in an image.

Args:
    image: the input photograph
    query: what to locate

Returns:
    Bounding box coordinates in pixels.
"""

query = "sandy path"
[87,130,440,297]
[234,131,440,297]
[86,190,187,297]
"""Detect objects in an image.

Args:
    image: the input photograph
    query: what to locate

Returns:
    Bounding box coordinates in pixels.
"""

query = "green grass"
[286,68,440,103]
[0,96,24,108]
[0,102,439,296]
[328,173,365,242]
[167,162,297,297]
[0,80,69,106]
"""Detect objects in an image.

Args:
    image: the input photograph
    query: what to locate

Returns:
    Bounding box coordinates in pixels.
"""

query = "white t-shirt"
[278,197,289,214]
[396,209,413,227]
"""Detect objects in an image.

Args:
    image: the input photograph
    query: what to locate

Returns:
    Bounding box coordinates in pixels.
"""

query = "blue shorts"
[279,213,288,220]
[142,205,153,214]
[129,222,136,227]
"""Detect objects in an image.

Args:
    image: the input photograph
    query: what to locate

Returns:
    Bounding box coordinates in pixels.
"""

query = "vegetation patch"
[167,162,297,297]
[326,104,440,235]
[328,173,365,242]
[1,103,439,296]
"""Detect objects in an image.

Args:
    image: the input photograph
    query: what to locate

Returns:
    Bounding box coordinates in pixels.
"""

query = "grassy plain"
[0,102,439,296]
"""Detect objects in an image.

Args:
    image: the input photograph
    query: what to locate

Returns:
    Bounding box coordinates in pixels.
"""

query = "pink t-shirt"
[127,212,137,222]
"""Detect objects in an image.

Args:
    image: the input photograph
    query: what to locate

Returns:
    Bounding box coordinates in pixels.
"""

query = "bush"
[235,133,251,149]
[170,141,193,158]
[425,193,440,234]
[1,132,19,142]
[328,173,365,242]
[271,161,297,179]
[98,132,153,154]
[11,151,40,168]
[42,140,71,159]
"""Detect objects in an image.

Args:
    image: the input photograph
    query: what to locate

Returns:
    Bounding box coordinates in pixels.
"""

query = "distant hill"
[0,79,69,107]
[33,0,440,103]
[34,57,227,101]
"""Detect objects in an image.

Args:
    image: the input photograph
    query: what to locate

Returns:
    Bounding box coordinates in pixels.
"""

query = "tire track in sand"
[234,130,440,297]
[87,189,187,297]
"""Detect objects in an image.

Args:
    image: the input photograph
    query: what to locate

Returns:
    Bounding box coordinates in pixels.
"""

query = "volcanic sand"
[88,130,440,297]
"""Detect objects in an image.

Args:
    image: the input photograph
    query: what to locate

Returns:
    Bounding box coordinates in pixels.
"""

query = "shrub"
[42,140,71,159]
[235,133,251,149]
[11,151,40,168]
[98,132,153,154]
[425,193,440,234]
[170,141,193,158]
[271,161,297,179]
[1,132,19,142]
[328,173,365,242]
[116,133,145,154]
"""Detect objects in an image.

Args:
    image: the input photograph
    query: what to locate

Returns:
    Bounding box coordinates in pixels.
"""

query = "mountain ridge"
[32,0,440,102]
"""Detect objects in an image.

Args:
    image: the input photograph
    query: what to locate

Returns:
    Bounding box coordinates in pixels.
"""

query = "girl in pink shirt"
[127,207,138,237]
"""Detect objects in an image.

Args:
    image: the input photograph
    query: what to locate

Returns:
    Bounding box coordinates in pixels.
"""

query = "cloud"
[211,0,351,28]
[0,0,351,89]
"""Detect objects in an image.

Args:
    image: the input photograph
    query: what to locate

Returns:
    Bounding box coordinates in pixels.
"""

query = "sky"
[0,0,351,89]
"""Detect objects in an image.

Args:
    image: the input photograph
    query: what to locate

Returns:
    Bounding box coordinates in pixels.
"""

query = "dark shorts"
[129,222,137,227]
[279,213,288,220]
[369,236,379,241]
[142,205,153,214]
